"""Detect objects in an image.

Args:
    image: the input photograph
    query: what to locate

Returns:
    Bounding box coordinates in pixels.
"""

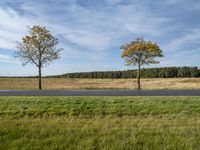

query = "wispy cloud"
[163,29,200,53]
[0,0,200,75]
[0,54,19,63]
[0,0,168,51]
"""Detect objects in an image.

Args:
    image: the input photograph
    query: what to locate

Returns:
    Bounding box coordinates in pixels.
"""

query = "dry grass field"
[0,77,200,90]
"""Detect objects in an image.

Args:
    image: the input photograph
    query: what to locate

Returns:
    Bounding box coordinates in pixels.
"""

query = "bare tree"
[16,25,63,90]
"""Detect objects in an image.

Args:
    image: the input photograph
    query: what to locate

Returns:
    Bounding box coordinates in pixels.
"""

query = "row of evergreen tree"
[61,67,200,78]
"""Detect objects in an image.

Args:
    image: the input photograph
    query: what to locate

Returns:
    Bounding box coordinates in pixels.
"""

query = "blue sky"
[0,0,200,76]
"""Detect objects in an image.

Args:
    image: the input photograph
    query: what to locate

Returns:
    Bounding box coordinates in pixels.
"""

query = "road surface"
[0,90,200,96]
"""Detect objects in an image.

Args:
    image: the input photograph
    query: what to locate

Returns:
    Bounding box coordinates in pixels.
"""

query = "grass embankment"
[1,96,200,149]
[1,77,200,90]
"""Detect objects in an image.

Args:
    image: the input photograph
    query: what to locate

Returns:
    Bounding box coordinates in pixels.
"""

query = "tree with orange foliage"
[16,25,63,90]
[121,38,163,90]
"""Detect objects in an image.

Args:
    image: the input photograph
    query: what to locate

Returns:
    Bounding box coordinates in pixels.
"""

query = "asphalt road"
[0,90,200,96]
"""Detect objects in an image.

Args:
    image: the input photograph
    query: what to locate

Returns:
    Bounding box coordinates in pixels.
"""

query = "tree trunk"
[137,65,141,90]
[38,66,42,90]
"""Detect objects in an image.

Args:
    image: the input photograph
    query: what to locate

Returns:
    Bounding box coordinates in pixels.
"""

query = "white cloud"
[0,0,200,75]
[0,0,168,53]
[0,7,39,50]
[0,54,19,63]
[163,29,200,53]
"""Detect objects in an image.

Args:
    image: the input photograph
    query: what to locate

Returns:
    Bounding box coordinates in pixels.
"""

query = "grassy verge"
[1,116,200,150]
[1,96,200,117]
[1,96,200,149]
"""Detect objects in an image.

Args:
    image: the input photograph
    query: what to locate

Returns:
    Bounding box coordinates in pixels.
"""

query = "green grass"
[1,96,200,149]
[1,96,200,117]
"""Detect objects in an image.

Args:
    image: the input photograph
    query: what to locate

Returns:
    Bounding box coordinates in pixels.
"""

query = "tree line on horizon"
[61,66,199,79]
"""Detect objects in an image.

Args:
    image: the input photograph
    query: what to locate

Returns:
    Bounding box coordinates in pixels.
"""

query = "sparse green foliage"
[16,25,63,89]
[121,38,163,89]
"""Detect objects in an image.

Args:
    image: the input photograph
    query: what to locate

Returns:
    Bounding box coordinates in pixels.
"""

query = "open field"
[1,77,200,90]
[1,96,200,149]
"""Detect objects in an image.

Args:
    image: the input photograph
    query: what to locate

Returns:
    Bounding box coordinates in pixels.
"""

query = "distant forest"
[59,66,200,78]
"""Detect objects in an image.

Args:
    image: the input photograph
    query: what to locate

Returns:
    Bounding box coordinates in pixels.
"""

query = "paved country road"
[0,90,200,96]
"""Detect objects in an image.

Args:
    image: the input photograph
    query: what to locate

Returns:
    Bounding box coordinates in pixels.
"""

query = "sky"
[0,0,200,76]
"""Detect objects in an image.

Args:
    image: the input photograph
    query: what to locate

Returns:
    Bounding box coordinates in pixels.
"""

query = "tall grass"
[1,96,200,149]
[1,116,200,150]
